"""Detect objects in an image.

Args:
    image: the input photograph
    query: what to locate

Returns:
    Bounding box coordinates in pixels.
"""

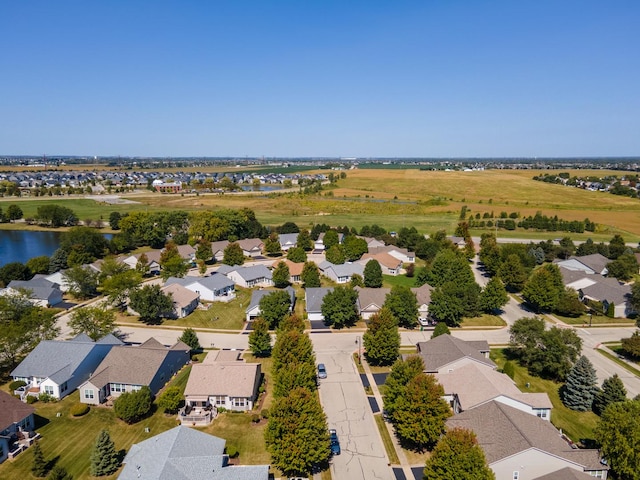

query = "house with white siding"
[165,274,236,302]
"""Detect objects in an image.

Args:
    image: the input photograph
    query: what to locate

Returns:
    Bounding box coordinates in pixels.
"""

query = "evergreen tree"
[265,387,330,477]
[47,465,71,480]
[272,261,290,288]
[363,259,383,288]
[594,374,627,415]
[393,374,452,450]
[562,355,598,411]
[31,442,47,477]
[222,242,245,266]
[431,322,450,337]
[248,317,272,357]
[423,427,495,480]
[49,247,69,273]
[479,277,508,313]
[90,430,120,476]
[363,307,400,366]
[301,261,321,288]
[383,285,419,328]
[178,327,201,352]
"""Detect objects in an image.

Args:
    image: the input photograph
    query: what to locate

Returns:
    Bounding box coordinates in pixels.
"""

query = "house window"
[233,397,247,407]
[84,389,94,400]
[513,472,519,480]
[213,395,225,406]
[131,385,141,391]
[535,409,548,419]
[590,471,605,478]
[44,385,54,396]
[112,383,124,393]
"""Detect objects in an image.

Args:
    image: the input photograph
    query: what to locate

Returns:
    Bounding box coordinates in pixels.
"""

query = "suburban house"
[3,277,63,307]
[224,265,273,288]
[436,363,553,420]
[43,271,70,292]
[119,426,269,480]
[413,283,433,322]
[281,259,304,283]
[318,261,365,284]
[165,274,236,302]
[314,231,344,251]
[11,333,123,400]
[305,287,334,321]
[413,334,495,373]
[355,287,391,320]
[245,286,296,322]
[175,244,196,263]
[358,252,403,275]
[560,267,633,318]
[0,390,36,464]
[447,235,467,249]
[120,251,161,275]
[210,240,230,262]
[534,468,602,480]
[181,350,262,425]
[358,236,386,249]
[278,233,299,251]
[447,401,608,480]
[236,238,264,258]
[159,283,200,318]
[556,253,610,276]
[368,245,415,263]
[79,338,190,405]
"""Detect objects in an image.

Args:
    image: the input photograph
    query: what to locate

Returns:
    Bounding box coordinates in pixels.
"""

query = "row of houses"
[412,335,607,479]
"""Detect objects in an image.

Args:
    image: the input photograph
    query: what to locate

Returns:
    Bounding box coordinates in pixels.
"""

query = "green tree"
[301,261,321,288]
[350,273,364,287]
[608,234,627,259]
[322,230,339,249]
[272,261,290,288]
[129,284,173,324]
[392,374,452,450]
[63,265,99,299]
[384,356,425,421]
[498,254,528,292]
[286,246,307,263]
[60,226,108,260]
[272,330,315,375]
[423,427,495,480]
[100,268,142,309]
[343,236,368,261]
[195,238,213,263]
[273,361,317,398]
[68,306,116,341]
[429,282,467,327]
[594,400,640,480]
[522,264,564,312]
[325,244,346,264]
[561,355,599,411]
[222,242,245,266]
[278,314,305,334]
[159,241,189,280]
[109,211,122,230]
[606,253,639,281]
[426,249,475,288]
[364,259,383,288]
[479,277,508,313]
[265,387,330,477]
[113,386,153,424]
[0,261,32,287]
[49,248,68,273]
[90,429,120,476]
[31,442,47,477]
[248,317,272,357]
[157,386,182,413]
[321,285,359,328]
[594,374,627,415]
[26,256,50,275]
[7,204,23,222]
[363,307,400,366]
[555,288,586,317]
[47,465,71,480]
[178,327,201,352]
[621,331,640,358]
[259,290,292,329]
[264,233,282,257]
[383,285,419,328]
[277,221,300,234]
[296,229,313,251]
[432,322,451,337]
[478,234,501,276]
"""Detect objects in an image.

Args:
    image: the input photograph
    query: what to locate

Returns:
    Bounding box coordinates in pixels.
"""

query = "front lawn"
[460,314,506,328]
[553,312,635,326]
[490,349,599,444]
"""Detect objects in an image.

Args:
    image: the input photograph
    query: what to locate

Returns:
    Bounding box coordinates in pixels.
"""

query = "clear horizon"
[2,1,639,158]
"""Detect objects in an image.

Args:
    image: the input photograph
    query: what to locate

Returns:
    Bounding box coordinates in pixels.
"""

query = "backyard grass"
[460,314,506,328]
[490,349,599,444]
[383,274,417,288]
[373,415,400,464]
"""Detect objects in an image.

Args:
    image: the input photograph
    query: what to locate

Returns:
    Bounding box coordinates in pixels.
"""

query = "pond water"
[0,230,112,266]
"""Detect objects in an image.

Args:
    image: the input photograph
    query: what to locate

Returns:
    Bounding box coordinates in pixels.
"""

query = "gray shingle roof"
[305,287,333,313]
[233,265,272,282]
[7,278,62,302]
[0,390,35,432]
[570,253,610,274]
[119,426,268,480]
[278,233,298,247]
[415,334,495,372]
[319,261,364,278]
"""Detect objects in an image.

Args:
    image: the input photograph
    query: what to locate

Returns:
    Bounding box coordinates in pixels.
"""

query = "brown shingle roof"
[0,390,35,432]
[184,362,261,398]
[534,467,598,480]
[160,283,199,309]
[360,252,402,270]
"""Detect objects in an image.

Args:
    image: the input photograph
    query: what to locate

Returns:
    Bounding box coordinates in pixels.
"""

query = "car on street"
[329,429,341,455]
[317,363,327,379]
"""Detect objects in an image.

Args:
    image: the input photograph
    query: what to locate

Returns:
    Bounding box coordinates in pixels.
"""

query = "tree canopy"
[272,261,290,288]
[321,285,359,328]
[68,306,116,341]
[383,285,419,328]
[363,259,383,288]
[222,242,245,266]
[259,290,292,329]
[595,400,640,480]
[301,261,321,288]
[363,307,400,366]
[129,284,173,324]
[248,317,272,357]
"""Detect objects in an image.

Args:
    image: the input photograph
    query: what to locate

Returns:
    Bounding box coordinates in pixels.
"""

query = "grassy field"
[3,168,639,240]
[490,349,599,444]
[383,274,418,288]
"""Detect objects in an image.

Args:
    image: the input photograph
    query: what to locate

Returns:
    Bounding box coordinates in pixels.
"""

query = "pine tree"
[272,261,290,288]
[431,322,451,338]
[90,430,120,476]
[594,374,627,415]
[248,318,272,357]
[178,328,201,352]
[363,307,400,366]
[301,261,321,288]
[423,427,495,480]
[31,442,47,477]
[364,259,383,288]
[562,355,598,411]
[47,465,71,480]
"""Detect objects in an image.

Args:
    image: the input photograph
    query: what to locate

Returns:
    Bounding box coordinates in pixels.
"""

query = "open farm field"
[2,168,639,240]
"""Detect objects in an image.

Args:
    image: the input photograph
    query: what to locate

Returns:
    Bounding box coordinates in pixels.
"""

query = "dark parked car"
[317,363,327,379]
[330,429,341,455]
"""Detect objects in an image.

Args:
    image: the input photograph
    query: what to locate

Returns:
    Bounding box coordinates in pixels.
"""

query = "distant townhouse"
[236,238,264,258]
[358,236,386,249]
[11,333,123,400]
[210,240,230,262]
[318,261,364,284]
[355,287,390,320]
[367,245,415,263]
[79,338,190,405]
[278,233,299,251]
[165,274,236,302]
[245,286,296,322]
[559,267,633,318]
[556,253,610,276]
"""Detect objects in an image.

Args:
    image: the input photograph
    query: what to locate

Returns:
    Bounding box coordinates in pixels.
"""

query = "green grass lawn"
[383,274,417,288]
[373,414,400,464]
[460,314,506,328]
[490,349,599,444]
[596,348,640,377]
[553,312,636,326]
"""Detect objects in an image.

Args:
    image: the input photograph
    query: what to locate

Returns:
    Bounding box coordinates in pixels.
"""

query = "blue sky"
[1,1,638,158]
